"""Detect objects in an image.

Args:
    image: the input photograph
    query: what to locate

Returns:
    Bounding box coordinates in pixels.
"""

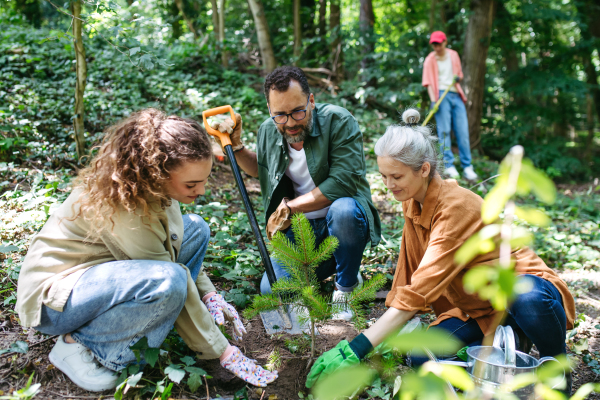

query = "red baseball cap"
[430,31,447,44]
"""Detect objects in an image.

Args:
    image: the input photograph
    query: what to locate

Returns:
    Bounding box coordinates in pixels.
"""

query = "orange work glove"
[211,113,244,152]
[266,198,292,240]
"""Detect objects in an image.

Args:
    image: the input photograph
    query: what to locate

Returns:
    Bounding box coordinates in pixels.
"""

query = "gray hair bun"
[402,109,420,125]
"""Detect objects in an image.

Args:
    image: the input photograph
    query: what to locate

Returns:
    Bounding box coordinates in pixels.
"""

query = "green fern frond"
[291,213,316,264]
[349,274,387,304]
[311,235,339,266]
[242,294,282,319]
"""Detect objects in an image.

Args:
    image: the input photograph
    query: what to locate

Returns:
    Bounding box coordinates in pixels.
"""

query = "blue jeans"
[410,275,567,366]
[260,197,369,294]
[434,91,472,169]
[35,214,210,371]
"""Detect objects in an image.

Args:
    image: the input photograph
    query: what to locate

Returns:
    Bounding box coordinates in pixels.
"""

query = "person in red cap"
[422,31,478,181]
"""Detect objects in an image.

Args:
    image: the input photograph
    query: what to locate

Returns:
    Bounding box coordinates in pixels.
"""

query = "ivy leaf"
[185,366,208,375]
[187,372,203,393]
[181,355,196,366]
[11,341,29,354]
[165,364,186,383]
[145,348,160,368]
[0,244,19,253]
[138,54,154,70]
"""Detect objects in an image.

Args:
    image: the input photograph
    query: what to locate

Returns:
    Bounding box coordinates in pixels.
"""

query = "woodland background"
[1,0,600,399]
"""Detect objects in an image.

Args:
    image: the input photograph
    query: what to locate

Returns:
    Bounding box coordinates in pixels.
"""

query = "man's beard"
[279,115,313,144]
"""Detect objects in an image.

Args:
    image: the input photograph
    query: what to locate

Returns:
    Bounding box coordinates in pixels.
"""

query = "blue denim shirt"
[256,103,381,246]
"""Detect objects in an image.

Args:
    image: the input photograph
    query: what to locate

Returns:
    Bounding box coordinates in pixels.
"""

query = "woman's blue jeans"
[410,275,567,366]
[260,197,369,294]
[35,214,210,371]
[434,91,472,169]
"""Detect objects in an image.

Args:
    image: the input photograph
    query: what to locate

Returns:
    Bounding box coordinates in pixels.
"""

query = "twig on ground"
[259,389,266,400]
[47,391,101,399]
[204,375,210,400]
[0,335,58,358]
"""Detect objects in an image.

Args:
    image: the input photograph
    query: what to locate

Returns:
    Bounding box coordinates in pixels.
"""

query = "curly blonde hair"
[74,108,212,232]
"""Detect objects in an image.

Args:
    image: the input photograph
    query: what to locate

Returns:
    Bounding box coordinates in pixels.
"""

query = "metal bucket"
[438,326,564,399]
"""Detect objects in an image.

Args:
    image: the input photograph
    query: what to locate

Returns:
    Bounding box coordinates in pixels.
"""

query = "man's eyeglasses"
[269,97,310,125]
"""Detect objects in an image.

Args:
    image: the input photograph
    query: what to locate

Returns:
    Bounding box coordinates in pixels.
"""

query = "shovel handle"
[202,105,237,147]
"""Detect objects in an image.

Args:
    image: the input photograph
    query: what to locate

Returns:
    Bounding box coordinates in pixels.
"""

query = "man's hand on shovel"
[211,113,244,152]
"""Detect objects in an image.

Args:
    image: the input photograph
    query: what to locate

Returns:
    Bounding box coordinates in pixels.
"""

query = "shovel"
[422,79,457,126]
[202,105,310,335]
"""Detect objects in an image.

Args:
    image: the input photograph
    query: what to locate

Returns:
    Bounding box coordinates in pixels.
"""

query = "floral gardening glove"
[221,346,278,387]
[203,292,247,341]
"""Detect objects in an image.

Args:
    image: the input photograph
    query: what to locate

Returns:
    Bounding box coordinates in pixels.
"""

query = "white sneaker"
[463,166,478,181]
[49,335,118,392]
[331,289,353,321]
[444,166,460,178]
[331,273,363,321]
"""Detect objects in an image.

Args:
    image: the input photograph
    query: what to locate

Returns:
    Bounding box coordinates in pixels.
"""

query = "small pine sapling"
[244,213,386,359]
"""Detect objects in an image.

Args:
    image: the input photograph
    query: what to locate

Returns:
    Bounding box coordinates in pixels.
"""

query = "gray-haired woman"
[306,109,574,395]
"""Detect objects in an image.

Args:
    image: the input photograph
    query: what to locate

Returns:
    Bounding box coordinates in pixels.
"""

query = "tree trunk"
[429,0,437,32]
[318,0,326,38]
[462,0,495,151]
[247,0,277,73]
[174,0,198,40]
[293,0,301,63]
[359,0,376,86]
[210,0,220,38]
[329,0,343,81]
[218,0,228,66]
[72,0,87,160]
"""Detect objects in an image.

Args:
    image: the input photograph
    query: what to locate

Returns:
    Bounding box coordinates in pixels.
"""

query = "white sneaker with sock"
[331,272,363,321]
[49,335,118,392]
[444,166,460,178]
[463,166,478,181]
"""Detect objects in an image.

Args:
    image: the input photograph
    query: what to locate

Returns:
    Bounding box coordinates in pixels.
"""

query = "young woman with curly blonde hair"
[16,109,278,392]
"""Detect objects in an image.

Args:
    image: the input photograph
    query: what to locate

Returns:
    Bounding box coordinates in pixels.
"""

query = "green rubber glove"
[305,340,360,389]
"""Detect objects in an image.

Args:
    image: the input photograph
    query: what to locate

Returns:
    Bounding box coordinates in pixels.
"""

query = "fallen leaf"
[268,395,278,400]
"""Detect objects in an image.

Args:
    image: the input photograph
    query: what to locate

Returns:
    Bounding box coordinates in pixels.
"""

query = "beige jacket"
[16,189,228,359]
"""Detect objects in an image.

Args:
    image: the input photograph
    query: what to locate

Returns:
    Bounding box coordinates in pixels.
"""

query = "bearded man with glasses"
[211,66,381,320]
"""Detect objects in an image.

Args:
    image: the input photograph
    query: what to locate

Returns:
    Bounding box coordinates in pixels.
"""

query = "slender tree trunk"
[329,0,343,81]
[72,0,86,160]
[247,0,277,73]
[462,0,495,151]
[210,0,220,37]
[429,0,437,31]
[174,0,198,40]
[318,0,326,38]
[218,0,228,66]
[293,0,301,63]
[359,0,376,86]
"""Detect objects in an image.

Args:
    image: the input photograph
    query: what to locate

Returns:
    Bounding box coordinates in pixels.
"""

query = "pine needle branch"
[291,213,316,264]
[243,294,283,319]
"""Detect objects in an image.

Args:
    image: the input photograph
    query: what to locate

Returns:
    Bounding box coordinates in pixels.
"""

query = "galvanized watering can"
[437,326,565,399]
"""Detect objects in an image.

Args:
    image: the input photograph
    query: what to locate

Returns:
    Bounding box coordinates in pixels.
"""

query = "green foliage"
[246,213,386,356]
[0,373,40,400]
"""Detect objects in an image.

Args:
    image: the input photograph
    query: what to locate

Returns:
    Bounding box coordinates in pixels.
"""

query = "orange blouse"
[385,175,575,335]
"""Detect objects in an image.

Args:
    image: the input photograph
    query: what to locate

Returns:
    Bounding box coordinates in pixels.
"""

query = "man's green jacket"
[256,103,381,246]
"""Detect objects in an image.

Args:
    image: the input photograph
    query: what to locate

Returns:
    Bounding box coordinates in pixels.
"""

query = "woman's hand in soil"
[305,340,361,388]
[211,113,244,152]
[203,292,247,341]
[221,346,278,387]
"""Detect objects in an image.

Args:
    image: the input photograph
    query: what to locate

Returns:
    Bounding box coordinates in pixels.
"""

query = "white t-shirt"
[437,55,457,92]
[285,144,330,219]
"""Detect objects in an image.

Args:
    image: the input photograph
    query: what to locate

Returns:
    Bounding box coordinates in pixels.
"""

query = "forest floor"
[1,157,600,399]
